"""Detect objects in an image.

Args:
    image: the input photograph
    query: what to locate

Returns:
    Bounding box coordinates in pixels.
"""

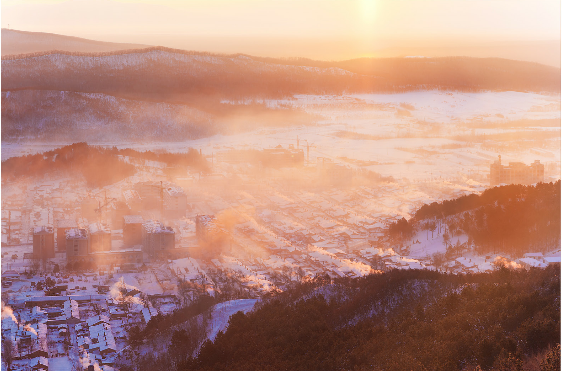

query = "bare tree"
[71,359,82,371]
[370,255,386,271]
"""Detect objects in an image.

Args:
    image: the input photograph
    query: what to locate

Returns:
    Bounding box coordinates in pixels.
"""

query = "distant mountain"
[1,29,149,56]
[2,48,560,102]
[2,45,559,141]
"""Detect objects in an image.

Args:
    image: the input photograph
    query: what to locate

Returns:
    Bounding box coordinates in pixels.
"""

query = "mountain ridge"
[1,28,149,56]
[3,48,559,100]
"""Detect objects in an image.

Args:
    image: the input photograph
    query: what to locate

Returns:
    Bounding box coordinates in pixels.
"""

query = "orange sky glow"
[1,0,560,63]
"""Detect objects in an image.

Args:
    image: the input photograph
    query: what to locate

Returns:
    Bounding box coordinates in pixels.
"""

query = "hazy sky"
[2,0,560,61]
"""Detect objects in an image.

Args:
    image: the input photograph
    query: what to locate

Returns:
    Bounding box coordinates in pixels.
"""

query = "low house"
[29,356,49,370]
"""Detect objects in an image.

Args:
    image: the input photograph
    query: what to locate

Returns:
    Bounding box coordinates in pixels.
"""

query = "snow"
[170,257,205,281]
[4,91,558,184]
[207,299,257,342]
[142,307,158,323]
[47,357,72,371]
[518,258,548,268]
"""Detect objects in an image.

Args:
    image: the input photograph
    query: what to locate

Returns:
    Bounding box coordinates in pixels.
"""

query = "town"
[1,143,559,371]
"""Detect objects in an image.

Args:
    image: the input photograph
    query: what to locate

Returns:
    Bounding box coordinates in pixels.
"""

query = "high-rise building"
[55,219,77,251]
[123,190,143,214]
[196,215,216,241]
[490,156,544,186]
[33,226,55,260]
[142,220,175,258]
[89,223,111,253]
[65,228,89,262]
[163,186,187,218]
[195,215,227,258]
[123,215,144,247]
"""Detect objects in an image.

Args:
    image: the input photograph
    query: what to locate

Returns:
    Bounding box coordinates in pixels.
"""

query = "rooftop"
[143,220,174,234]
[124,215,144,224]
[65,228,88,239]
[123,190,142,201]
[33,226,53,234]
[89,223,111,234]
[165,186,186,197]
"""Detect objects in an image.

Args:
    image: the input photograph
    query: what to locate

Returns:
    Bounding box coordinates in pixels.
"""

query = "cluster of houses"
[1,283,163,371]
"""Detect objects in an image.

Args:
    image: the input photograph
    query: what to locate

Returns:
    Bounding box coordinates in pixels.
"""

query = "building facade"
[142,220,175,258]
[490,156,544,186]
[55,219,77,251]
[33,226,55,260]
[163,186,187,218]
[89,223,111,253]
[123,215,144,247]
[65,228,90,262]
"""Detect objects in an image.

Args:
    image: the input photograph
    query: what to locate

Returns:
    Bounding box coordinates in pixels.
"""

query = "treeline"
[0,46,242,61]
[128,295,217,344]
[1,143,209,187]
[2,50,559,103]
[388,181,561,256]
[176,267,560,371]
[1,142,135,187]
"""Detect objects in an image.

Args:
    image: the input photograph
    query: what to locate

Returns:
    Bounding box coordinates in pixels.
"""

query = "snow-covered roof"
[165,186,186,197]
[197,215,215,226]
[64,299,80,319]
[33,225,53,234]
[29,356,48,369]
[142,307,158,323]
[124,215,144,224]
[518,258,547,268]
[89,223,111,234]
[2,270,20,278]
[89,322,116,353]
[123,190,142,201]
[143,220,174,234]
[66,228,88,239]
[87,315,110,327]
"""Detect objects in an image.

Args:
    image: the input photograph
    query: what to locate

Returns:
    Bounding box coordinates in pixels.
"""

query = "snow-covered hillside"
[206,299,257,342]
[1,90,214,141]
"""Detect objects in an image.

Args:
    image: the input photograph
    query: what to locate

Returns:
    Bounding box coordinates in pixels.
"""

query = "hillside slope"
[0,89,314,141]
[1,29,148,56]
[3,48,560,101]
[122,267,561,371]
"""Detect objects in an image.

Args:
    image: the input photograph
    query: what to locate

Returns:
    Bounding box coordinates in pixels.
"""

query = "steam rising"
[23,323,38,336]
[1,302,18,324]
[109,277,144,305]
[494,256,522,270]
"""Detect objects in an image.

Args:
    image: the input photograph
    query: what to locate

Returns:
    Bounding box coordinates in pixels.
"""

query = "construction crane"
[94,190,117,224]
[301,140,316,164]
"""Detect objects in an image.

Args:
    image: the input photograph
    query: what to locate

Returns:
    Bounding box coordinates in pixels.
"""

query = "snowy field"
[3,91,560,183]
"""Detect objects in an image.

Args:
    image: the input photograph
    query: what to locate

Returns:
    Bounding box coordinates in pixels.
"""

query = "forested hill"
[2,48,559,101]
[1,142,209,187]
[167,267,560,371]
[388,181,561,257]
